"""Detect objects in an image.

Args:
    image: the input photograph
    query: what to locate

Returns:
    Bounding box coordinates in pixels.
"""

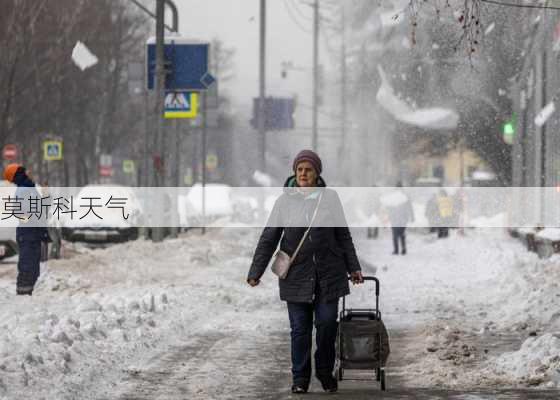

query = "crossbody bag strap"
[289,191,323,263]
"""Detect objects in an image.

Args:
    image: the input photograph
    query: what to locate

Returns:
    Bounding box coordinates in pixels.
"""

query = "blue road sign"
[251,97,296,131]
[146,38,216,91]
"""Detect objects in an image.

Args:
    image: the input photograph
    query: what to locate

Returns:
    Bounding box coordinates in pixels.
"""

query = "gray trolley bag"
[336,276,390,391]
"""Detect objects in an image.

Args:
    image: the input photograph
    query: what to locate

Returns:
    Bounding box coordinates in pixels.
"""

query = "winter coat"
[425,195,439,228]
[247,176,361,304]
[436,195,454,225]
[14,171,50,242]
[386,192,414,228]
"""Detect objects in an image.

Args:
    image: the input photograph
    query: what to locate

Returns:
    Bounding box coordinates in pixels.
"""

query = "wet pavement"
[106,321,560,400]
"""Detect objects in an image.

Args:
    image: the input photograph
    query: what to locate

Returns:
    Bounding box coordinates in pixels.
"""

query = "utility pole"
[201,92,207,235]
[152,0,166,242]
[340,4,347,166]
[312,0,319,152]
[258,0,267,172]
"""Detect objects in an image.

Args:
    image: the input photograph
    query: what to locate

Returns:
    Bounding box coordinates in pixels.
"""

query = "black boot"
[291,384,308,394]
[16,286,33,296]
[317,375,338,393]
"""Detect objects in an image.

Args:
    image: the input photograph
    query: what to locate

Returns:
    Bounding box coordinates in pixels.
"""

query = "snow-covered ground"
[355,228,560,389]
[0,229,284,400]
[0,227,559,399]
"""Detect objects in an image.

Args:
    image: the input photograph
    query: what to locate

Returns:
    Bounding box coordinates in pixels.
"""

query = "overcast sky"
[175,0,326,109]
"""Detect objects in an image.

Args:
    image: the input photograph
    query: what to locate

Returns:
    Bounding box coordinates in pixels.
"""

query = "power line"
[481,0,560,10]
[283,0,312,33]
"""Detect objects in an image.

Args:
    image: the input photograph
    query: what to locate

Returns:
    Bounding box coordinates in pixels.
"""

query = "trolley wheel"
[380,369,386,391]
[376,367,381,381]
[337,366,343,381]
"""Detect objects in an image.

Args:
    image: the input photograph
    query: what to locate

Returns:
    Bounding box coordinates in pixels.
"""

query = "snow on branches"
[407,0,483,55]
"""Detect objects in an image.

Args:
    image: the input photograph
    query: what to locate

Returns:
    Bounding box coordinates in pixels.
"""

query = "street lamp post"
[258,0,267,173]
[312,0,319,152]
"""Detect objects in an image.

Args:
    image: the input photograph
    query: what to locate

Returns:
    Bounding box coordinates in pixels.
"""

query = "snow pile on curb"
[0,229,273,400]
[490,333,560,388]
[490,253,560,331]
[357,229,560,389]
[0,287,173,400]
[537,228,560,241]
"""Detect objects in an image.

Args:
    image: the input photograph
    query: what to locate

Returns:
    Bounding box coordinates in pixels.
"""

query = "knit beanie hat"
[3,163,21,183]
[292,150,322,175]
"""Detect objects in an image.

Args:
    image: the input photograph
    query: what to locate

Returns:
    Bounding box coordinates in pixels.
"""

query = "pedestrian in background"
[247,149,363,394]
[3,164,51,295]
[436,189,453,238]
[425,192,439,234]
[385,182,414,255]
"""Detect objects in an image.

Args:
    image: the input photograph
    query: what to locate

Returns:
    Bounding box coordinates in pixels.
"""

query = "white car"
[178,183,234,226]
[61,184,142,243]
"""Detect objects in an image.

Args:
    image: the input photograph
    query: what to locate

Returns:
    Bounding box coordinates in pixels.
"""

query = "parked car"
[61,184,142,243]
[0,181,19,259]
[178,183,234,226]
[0,227,18,260]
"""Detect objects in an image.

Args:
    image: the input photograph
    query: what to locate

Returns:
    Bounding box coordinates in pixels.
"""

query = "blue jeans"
[287,300,338,386]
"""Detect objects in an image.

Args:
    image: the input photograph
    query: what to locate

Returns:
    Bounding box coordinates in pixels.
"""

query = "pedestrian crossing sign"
[123,160,135,174]
[43,140,63,161]
[164,91,198,119]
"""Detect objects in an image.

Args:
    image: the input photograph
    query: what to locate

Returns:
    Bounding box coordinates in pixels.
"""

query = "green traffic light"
[503,122,515,136]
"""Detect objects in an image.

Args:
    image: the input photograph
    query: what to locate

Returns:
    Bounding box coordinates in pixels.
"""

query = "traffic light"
[502,115,516,145]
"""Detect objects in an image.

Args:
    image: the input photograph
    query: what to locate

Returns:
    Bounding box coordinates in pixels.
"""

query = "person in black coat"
[386,182,414,255]
[247,150,363,394]
[3,164,50,295]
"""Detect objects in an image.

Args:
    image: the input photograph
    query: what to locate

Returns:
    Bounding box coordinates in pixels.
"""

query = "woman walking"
[247,150,363,394]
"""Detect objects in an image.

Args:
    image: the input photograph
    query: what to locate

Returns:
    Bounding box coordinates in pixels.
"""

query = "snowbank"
[467,212,507,228]
[0,229,278,399]
[537,228,560,241]
[491,333,560,387]
[355,228,560,389]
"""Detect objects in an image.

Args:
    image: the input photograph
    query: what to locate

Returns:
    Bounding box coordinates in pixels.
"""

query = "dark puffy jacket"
[247,176,361,303]
[14,170,50,242]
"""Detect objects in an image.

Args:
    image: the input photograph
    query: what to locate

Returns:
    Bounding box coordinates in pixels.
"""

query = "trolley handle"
[348,275,379,296]
[343,275,380,316]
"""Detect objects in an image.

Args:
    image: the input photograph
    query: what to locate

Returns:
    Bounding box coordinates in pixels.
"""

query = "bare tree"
[0,0,149,185]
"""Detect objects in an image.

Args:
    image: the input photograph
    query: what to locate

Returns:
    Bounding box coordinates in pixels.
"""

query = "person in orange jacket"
[3,164,50,295]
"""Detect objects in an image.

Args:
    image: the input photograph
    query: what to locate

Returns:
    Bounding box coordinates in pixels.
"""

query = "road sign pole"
[258,0,267,173]
[45,160,49,185]
[168,118,179,239]
[143,87,150,186]
[312,0,319,152]
[201,91,207,235]
[152,0,166,242]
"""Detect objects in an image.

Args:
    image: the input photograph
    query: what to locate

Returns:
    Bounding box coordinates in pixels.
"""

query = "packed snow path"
[1,228,560,399]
